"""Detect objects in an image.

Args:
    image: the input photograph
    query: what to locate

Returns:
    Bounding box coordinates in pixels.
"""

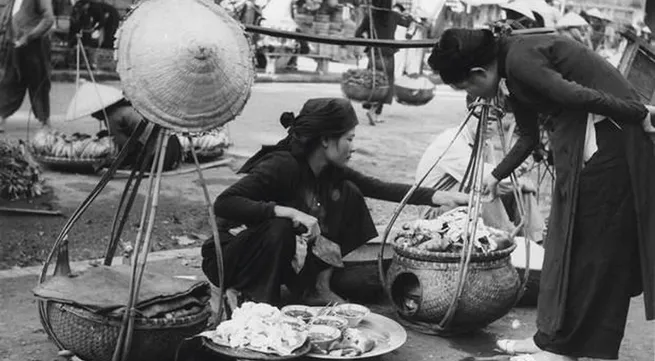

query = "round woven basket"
[41,301,211,361]
[386,243,520,336]
[116,0,255,133]
[34,154,114,171]
[341,83,389,103]
[394,84,435,106]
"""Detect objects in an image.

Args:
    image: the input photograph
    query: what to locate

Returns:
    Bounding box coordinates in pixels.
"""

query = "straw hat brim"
[65,82,124,121]
[500,1,536,21]
[556,12,589,28]
[116,0,255,133]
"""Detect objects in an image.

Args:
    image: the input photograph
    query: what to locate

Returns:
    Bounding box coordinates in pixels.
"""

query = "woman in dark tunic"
[428,29,655,361]
[201,98,468,307]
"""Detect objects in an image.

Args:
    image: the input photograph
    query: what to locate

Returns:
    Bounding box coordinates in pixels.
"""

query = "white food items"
[200,302,307,356]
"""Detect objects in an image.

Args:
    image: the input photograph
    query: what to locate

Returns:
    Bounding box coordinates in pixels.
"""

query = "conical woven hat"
[65,81,125,121]
[556,12,588,28]
[116,0,254,133]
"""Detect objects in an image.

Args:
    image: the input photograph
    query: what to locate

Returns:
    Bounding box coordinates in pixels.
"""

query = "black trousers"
[201,180,378,305]
[0,37,51,123]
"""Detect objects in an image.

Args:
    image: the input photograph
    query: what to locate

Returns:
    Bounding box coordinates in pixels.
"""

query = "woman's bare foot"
[302,267,346,306]
[496,337,540,355]
[510,351,578,361]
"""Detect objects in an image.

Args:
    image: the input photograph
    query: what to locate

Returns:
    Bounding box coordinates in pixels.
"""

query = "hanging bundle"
[340,0,389,103]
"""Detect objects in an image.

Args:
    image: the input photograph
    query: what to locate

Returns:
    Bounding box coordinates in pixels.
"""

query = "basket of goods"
[394,75,436,106]
[0,139,44,200]
[385,207,520,336]
[35,264,212,361]
[30,129,117,169]
[176,127,230,162]
[341,69,389,103]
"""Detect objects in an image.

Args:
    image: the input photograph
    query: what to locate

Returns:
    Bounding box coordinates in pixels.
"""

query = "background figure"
[0,0,54,133]
[355,0,409,125]
[68,0,120,49]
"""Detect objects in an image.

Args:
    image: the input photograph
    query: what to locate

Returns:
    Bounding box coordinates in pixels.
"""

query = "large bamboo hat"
[65,81,124,121]
[115,0,254,133]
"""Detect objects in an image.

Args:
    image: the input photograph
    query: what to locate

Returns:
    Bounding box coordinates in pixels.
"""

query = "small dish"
[307,325,341,353]
[311,315,349,333]
[281,305,317,324]
[332,304,370,328]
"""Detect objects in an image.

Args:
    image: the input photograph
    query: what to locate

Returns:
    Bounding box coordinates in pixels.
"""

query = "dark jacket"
[492,34,655,331]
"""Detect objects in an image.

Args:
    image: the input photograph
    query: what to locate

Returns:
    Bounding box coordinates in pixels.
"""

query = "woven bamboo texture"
[341,83,389,103]
[42,301,211,361]
[34,154,113,168]
[394,84,435,106]
[116,0,255,132]
[386,244,520,335]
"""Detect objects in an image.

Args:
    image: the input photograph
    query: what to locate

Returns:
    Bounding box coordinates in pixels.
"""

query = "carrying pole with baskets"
[377,97,534,335]
[35,0,255,360]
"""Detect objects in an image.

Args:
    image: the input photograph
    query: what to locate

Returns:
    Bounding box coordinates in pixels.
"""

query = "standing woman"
[428,29,655,361]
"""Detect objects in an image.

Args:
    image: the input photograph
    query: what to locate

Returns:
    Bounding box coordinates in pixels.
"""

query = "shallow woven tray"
[34,154,113,168]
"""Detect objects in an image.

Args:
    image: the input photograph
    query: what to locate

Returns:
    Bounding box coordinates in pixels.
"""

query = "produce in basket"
[176,127,230,158]
[341,69,389,89]
[0,139,44,200]
[395,207,513,253]
[31,129,116,159]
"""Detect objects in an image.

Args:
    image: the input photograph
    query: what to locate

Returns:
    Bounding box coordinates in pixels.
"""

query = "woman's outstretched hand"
[431,191,469,210]
[482,173,501,200]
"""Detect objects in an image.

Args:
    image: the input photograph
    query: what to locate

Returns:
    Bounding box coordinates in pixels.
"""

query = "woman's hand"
[275,206,320,242]
[431,191,468,210]
[292,211,320,242]
[482,173,501,200]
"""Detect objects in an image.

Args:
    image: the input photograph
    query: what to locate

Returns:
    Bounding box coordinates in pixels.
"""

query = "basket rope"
[188,134,225,321]
[365,0,387,104]
[105,130,159,266]
[112,130,168,361]
[37,121,149,350]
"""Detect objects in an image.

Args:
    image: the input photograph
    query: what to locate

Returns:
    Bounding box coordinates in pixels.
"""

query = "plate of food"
[200,302,311,360]
[306,304,407,360]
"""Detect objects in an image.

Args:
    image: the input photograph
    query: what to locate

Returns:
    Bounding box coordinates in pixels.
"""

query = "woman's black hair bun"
[280,112,296,128]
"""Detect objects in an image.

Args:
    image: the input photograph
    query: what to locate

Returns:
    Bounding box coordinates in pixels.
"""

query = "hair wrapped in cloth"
[239,98,359,173]
[428,28,498,85]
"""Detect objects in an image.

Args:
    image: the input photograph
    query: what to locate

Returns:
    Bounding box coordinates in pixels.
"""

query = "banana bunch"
[176,127,230,155]
[31,129,117,159]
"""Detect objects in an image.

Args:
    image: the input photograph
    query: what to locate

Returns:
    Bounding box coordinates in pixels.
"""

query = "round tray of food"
[199,302,312,360]
[30,129,117,169]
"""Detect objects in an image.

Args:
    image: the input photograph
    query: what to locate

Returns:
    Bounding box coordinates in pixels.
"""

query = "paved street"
[0,82,652,361]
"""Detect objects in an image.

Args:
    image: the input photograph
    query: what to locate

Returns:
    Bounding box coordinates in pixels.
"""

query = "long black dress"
[492,34,655,359]
[202,151,436,305]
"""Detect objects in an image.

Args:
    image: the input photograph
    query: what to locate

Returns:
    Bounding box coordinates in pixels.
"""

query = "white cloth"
[291,236,308,274]
[415,127,494,188]
[583,114,618,165]
[12,0,24,16]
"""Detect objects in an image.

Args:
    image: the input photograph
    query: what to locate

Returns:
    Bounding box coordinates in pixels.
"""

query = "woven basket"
[341,83,389,103]
[116,0,255,132]
[41,301,211,361]
[34,154,114,170]
[386,243,520,336]
[394,84,435,106]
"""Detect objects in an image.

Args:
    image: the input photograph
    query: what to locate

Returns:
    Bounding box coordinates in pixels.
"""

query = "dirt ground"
[0,82,652,361]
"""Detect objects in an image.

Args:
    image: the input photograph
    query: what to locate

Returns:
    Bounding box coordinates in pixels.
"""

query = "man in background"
[0,0,54,132]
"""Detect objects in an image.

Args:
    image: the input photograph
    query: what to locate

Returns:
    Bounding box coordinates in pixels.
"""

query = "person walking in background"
[355,0,409,125]
[0,0,54,133]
